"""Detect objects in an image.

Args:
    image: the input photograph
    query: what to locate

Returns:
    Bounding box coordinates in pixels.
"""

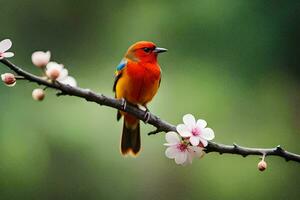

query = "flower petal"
[188,146,204,158]
[46,62,63,71]
[57,68,68,80]
[199,138,208,147]
[6,82,16,87]
[59,76,77,87]
[183,152,193,166]
[31,51,51,67]
[183,114,196,127]
[202,128,215,140]
[2,52,14,58]
[176,124,191,137]
[165,146,178,159]
[196,119,207,129]
[175,151,187,165]
[189,136,200,146]
[0,39,12,53]
[165,131,180,145]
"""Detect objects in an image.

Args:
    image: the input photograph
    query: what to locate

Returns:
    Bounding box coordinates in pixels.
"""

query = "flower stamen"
[191,127,200,136]
[177,143,188,152]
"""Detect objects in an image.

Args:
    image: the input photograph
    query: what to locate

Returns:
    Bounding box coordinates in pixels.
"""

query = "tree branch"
[1,58,300,163]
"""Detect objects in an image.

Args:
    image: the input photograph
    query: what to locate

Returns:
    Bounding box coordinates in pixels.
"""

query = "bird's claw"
[120,98,127,110]
[143,111,151,124]
[137,104,150,123]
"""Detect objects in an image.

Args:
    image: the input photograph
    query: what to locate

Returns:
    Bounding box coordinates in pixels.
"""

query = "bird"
[113,41,167,156]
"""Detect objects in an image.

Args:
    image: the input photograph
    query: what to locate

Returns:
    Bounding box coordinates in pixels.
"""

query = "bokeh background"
[0,0,300,199]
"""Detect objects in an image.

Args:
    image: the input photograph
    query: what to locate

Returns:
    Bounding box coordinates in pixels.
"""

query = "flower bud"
[31,51,51,68]
[32,88,45,101]
[1,73,16,87]
[46,68,60,80]
[258,160,267,171]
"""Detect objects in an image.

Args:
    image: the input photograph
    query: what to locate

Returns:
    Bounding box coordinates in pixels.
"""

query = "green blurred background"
[0,0,300,199]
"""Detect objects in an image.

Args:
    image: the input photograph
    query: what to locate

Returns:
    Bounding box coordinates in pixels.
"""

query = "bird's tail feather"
[121,119,140,155]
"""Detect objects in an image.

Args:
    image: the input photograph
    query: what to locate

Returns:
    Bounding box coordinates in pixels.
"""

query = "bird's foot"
[120,98,127,110]
[137,104,150,123]
[143,112,151,124]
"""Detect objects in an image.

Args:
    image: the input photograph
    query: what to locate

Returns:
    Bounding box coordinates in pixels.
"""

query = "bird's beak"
[153,47,168,53]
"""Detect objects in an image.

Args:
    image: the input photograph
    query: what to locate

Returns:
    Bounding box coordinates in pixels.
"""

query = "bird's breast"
[123,62,161,104]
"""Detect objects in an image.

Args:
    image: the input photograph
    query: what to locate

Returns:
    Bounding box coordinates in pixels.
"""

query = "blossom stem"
[15,75,26,80]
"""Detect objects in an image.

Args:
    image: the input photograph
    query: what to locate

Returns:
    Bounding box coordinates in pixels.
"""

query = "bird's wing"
[113,59,127,121]
[116,58,127,71]
[113,59,127,92]
[158,77,161,88]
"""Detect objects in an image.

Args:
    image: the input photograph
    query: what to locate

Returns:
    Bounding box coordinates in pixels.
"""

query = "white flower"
[1,73,16,87]
[45,62,68,80]
[177,114,215,147]
[45,62,77,87]
[164,131,204,165]
[0,39,14,59]
[31,51,51,68]
[32,88,45,101]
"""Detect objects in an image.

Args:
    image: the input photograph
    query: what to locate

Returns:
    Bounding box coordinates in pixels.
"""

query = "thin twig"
[15,75,26,79]
[147,128,164,135]
[1,58,300,163]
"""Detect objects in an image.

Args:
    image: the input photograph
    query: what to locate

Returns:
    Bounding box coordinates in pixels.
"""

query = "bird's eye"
[143,47,151,53]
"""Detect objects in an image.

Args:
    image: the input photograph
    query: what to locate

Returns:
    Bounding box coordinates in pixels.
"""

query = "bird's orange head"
[125,41,167,63]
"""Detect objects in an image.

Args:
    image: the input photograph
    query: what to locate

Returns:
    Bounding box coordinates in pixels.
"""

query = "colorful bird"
[113,41,167,155]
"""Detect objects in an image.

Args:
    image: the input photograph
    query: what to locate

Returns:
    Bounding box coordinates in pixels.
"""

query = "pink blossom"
[31,51,51,68]
[177,114,215,147]
[0,39,14,59]
[164,131,204,165]
[1,73,16,87]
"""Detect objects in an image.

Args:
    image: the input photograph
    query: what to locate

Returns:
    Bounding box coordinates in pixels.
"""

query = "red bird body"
[118,60,161,104]
[113,41,167,155]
